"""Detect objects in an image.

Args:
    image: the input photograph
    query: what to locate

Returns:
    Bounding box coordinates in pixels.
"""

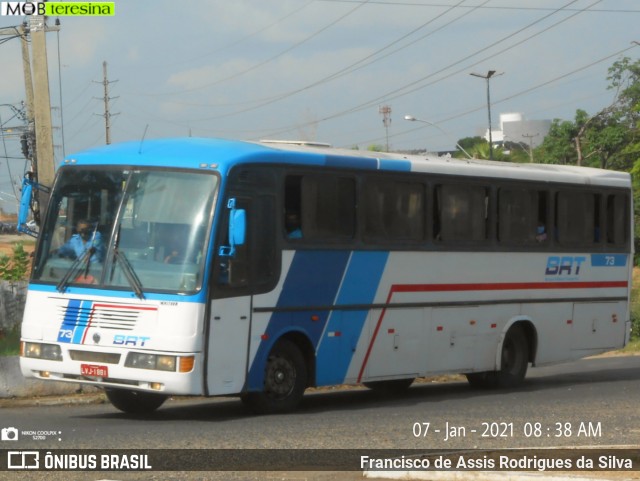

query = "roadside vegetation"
[0,242,30,356]
[625,268,640,353]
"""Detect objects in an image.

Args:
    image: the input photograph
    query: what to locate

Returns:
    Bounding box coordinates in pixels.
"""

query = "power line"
[138,0,317,71]
[317,0,640,13]
[140,0,373,96]
[350,42,639,149]
[260,0,593,139]
[169,0,485,120]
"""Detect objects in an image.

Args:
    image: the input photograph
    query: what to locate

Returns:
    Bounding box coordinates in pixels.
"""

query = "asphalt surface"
[1,355,639,480]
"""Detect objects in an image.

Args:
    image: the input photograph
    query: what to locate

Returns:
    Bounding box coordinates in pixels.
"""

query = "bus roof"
[62,137,631,188]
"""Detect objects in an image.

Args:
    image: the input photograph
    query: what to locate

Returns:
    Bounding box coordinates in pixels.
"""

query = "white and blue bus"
[19,138,633,414]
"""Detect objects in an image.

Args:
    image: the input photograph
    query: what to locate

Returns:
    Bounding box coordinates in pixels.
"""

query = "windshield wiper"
[56,246,95,293]
[113,248,145,300]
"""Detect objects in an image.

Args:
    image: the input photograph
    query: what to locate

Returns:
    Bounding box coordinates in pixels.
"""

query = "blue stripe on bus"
[315,251,389,385]
[379,158,412,171]
[28,282,207,303]
[247,250,351,390]
[325,155,377,170]
[57,298,82,343]
[591,254,628,267]
[72,300,93,344]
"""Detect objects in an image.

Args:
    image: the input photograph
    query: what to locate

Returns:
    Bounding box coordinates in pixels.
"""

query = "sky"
[0,0,639,212]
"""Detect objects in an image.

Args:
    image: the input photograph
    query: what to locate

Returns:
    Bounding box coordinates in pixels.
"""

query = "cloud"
[0,47,25,101]
[59,21,108,66]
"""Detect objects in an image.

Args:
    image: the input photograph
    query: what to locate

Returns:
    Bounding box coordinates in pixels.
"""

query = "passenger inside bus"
[535,221,547,242]
[285,211,302,239]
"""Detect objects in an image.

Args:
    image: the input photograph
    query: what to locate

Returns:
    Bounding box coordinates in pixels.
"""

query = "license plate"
[80,364,108,378]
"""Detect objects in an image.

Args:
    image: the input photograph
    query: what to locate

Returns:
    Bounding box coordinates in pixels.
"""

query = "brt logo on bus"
[113,334,150,347]
[545,256,586,276]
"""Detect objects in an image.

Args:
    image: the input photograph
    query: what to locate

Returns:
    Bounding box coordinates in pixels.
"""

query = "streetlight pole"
[470,70,502,160]
[404,115,472,159]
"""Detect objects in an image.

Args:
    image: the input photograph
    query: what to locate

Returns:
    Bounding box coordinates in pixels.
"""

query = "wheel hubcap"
[266,355,295,398]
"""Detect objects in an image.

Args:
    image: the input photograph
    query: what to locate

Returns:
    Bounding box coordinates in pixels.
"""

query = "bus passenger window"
[555,192,596,245]
[606,194,628,245]
[284,175,303,240]
[363,179,424,242]
[301,175,355,240]
[436,184,488,242]
[497,189,547,244]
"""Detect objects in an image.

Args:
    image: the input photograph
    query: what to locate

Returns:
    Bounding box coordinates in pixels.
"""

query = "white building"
[482,113,551,149]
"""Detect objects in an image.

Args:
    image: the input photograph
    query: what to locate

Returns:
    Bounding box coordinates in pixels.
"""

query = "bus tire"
[243,339,307,414]
[493,325,529,387]
[466,325,529,389]
[363,378,414,393]
[104,388,167,414]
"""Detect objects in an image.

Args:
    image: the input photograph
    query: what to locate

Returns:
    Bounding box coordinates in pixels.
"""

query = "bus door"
[206,167,278,396]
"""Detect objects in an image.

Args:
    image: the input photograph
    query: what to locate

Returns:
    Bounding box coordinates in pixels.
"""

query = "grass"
[0,327,20,356]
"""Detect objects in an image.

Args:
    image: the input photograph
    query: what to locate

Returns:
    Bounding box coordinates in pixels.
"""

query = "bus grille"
[68,350,121,364]
[58,304,143,331]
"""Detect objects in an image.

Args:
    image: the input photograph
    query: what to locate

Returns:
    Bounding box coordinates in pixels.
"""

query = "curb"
[0,355,98,399]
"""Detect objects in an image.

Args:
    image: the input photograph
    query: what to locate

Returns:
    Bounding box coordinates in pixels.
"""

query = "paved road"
[1,355,639,480]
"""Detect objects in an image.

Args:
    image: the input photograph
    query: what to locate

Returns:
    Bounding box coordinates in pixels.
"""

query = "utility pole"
[18,24,35,124]
[522,133,539,162]
[379,105,392,152]
[0,18,59,222]
[470,70,503,160]
[30,16,56,205]
[95,61,118,144]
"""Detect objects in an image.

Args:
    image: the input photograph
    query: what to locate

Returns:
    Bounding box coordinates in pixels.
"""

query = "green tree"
[454,136,509,160]
[0,243,30,283]
[367,144,385,152]
[537,58,640,170]
[535,110,588,165]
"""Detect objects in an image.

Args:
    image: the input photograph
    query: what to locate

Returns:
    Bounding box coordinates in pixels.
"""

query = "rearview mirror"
[17,177,38,237]
[218,198,246,257]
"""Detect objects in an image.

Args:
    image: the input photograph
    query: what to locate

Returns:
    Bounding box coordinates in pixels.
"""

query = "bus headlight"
[125,353,176,372]
[22,342,62,361]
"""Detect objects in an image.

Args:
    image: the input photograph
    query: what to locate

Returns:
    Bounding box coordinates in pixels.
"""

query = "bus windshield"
[32,167,218,295]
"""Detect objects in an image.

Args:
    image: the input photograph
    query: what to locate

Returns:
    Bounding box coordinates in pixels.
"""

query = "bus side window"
[555,191,596,246]
[215,194,277,295]
[363,178,424,242]
[284,175,303,239]
[301,175,355,240]
[496,188,548,244]
[606,194,628,246]
[436,184,488,242]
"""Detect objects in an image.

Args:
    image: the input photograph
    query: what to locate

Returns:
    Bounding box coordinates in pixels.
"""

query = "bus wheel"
[244,339,307,414]
[363,378,414,393]
[466,326,529,389]
[493,325,529,387]
[104,388,168,414]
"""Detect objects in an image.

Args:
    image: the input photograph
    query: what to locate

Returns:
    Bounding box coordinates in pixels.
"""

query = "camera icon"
[1,427,19,441]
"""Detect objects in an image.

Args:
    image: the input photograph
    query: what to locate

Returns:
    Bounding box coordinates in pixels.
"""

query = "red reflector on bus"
[436,326,443,331]
[388,329,395,334]
[261,334,269,341]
